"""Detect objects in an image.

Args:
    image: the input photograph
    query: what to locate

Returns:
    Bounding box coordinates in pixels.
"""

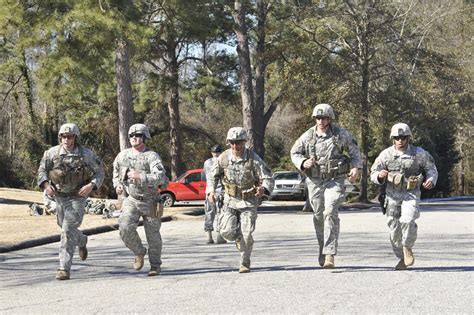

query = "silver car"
[270,171,306,200]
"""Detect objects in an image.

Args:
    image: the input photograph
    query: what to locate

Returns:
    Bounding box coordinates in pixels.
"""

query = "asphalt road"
[0,199,472,314]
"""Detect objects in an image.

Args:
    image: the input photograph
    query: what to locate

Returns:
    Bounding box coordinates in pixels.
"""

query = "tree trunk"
[20,51,36,127]
[233,0,256,151]
[253,0,267,158]
[358,60,370,203]
[9,101,14,156]
[115,39,134,151]
[165,43,183,180]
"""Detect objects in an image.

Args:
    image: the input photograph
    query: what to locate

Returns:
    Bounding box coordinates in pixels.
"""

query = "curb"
[0,215,174,254]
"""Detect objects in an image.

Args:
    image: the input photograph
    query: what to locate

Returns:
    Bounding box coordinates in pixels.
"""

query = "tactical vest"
[220,149,258,199]
[49,145,92,195]
[385,145,421,176]
[121,149,157,199]
[385,145,423,190]
[307,126,350,179]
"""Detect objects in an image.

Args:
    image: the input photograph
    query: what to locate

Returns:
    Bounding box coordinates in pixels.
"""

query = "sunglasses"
[229,140,244,145]
[60,134,75,139]
[129,133,144,138]
[393,136,408,141]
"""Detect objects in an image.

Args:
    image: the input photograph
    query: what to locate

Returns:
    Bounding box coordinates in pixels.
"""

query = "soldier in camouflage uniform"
[208,127,274,273]
[203,144,227,244]
[37,123,104,280]
[370,123,438,270]
[291,104,362,269]
[113,124,168,277]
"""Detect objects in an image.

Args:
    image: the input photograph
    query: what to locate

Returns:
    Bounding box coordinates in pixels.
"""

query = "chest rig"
[220,150,258,200]
[385,145,423,190]
[307,126,349,179]
[120,150,155,198]
[49,145,91,195]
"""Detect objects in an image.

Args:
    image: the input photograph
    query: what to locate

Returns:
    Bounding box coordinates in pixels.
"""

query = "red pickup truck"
[159,169,207,207]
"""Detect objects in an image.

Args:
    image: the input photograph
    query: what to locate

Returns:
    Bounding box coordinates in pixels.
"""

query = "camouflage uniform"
[370,144,438,261]
[291,125,362,258]
[37,143,104,273]
[209,147,274,270]
[203,156,224,232]
[112,147,168,272]
[43,190,57,214]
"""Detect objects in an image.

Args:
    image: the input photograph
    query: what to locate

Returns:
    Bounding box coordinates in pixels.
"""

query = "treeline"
[0,0,472,199]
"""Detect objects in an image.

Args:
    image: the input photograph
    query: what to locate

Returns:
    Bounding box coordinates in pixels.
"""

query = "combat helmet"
[390,123,412,138]
[312,103,335,119]
[210,144,223,153]
[226,127,247,142]
[128,123,151,139]
[58,123,80,139]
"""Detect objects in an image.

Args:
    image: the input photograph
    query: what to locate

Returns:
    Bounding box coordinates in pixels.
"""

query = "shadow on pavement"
[419,202,474,212]
[332,265,474,273]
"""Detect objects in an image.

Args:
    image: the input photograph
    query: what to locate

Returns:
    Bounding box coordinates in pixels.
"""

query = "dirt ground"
[0,187,201,246]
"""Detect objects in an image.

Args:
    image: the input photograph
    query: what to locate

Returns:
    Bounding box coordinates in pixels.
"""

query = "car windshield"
[274,172,300,181]
[185,173,202,183]
[176,171,205,183]
[176,172,188,181]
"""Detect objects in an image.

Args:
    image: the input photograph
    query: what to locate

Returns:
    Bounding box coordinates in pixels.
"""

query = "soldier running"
[113,123,168,277]
[371,123,438,270]
[38,123,104,280]
[207,127,274,273]
[291,104,362,269]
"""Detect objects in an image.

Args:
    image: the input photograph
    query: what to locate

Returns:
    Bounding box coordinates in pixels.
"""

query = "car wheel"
[160,193,175,207]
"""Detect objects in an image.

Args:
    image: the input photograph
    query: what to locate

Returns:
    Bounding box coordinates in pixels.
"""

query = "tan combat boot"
[239,264,250,273]
[133,249,147,271]
[78,236,88,261]
[206,231,214,244]
[395,259,407,270]
[323,255,335,269]
[216,233,227,244]
[55,269,70,280]
[148,266,161,277]
[403,247,414,266]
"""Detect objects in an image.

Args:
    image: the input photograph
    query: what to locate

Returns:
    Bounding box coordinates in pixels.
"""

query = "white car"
[270,171,306,201]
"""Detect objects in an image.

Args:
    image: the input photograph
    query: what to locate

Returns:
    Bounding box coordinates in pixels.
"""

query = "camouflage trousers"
[119,196,162,269]
[386,188,420,259]
[55,196,88,271]
[306,177,346,255]
[219,205,257,267]
[204,194,223,232]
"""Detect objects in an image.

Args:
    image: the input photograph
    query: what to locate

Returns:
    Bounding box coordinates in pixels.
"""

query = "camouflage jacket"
[112,148,168,200]
[370,144,438,191]
[204,157,223,194]
[209,148,274,209]
[37,144,104,195]
[290,125,362,179]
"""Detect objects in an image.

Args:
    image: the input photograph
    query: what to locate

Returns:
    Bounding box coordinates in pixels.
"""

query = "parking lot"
[0,199,472,313]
